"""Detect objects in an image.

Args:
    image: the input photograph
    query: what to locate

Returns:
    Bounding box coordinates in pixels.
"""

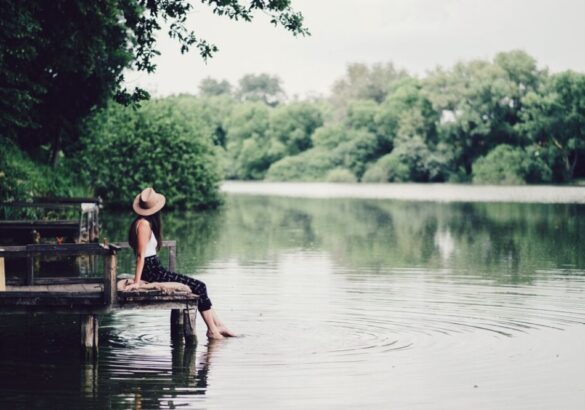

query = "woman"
[126,187,234,340]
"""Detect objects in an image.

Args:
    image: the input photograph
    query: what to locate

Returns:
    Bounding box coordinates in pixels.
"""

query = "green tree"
[331,62,409,104]
[1,0,308,166]
[472,144,552,184]
[224,102,282,179]
[519,71,585,181]
[236,73,286,106]
[76,99,222,208]
[424,50,544,175]
[199,77,232,97]
[376,78,439,152]
[269,102,324,155]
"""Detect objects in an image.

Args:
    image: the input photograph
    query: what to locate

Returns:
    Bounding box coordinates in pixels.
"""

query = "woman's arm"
[126,220,151,290]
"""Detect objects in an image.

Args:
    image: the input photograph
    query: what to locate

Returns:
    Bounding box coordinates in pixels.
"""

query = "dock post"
[0,257,5,291]
[183,307,197,346]
[103,251,117,307]
[81,314,98,358]
[170,309,184,345]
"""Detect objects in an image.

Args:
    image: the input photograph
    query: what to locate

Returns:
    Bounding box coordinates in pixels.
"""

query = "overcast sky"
[125,0,585,98]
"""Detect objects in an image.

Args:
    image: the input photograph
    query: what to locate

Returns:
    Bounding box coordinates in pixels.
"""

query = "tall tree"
[331,62,409,105]
[519,71,585,180]
[236,74,286,106]
[0,0,308,165]
[199,77,233,97]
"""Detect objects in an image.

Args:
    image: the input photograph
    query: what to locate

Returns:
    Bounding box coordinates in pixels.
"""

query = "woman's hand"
[125,280,141,291]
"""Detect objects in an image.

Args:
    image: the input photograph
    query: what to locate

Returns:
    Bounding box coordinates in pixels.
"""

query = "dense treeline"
[0,0,307,206]
[2,50,585,209]
[147,50,585,185]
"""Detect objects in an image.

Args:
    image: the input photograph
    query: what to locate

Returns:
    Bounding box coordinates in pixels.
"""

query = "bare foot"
[207,330,225,340]
[218,327,237,337]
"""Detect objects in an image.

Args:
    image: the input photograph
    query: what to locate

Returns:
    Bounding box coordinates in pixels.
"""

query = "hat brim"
[132,193,166,216]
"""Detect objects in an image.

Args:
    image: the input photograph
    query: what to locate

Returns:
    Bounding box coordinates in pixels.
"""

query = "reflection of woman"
[126,187,235,339]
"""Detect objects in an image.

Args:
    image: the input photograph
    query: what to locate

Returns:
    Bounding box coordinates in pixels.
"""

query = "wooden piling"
[103,253,117,307]
[0,257,5,291]
[26,254,35,285]
[183,308,197,346]
[170,309,184,344]
[81,314,98,357]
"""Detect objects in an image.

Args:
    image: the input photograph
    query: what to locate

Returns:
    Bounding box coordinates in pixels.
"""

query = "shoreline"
[220,181,585,204]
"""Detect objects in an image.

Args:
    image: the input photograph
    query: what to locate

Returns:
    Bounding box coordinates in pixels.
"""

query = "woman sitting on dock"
[125,187,235,340]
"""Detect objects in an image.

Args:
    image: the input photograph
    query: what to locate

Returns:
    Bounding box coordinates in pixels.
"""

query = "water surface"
[1,187,585,409]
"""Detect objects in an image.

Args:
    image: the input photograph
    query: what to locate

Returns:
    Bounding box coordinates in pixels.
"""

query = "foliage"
[472,144,552,184]
[1,0,308,165]
[266,149,336,181]
[362,137,449,182]
[0,138,87,206]
[424,50,544,174]
[331,62,409,105]
[199,77,232,96]
[270,102,323,155]
[76,99,222,209]
[236,73,286,106]
[518,71,585,181]
[325,168,357,183]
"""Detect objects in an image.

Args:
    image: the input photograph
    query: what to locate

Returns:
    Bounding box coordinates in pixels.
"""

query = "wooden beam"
[103,253,117,307]
[0,257,5,291]
[183,308,197,346]
[170,309,184,344]
[81,314,98,357]
[26,254,35,286]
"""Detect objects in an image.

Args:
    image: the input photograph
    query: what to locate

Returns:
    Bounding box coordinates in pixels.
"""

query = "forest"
[2,49,585,209]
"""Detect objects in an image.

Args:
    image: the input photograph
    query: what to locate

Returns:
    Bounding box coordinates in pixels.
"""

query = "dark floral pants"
[143,255,212,312]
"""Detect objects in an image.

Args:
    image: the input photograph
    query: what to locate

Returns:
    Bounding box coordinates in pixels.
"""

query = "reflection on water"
[2,193,585,409]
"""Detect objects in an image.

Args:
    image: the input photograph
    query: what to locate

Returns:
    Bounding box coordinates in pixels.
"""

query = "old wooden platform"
[0,197,102,244]
[0,242,199,355]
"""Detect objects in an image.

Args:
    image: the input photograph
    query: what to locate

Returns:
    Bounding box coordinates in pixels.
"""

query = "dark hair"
[128,211,163,254]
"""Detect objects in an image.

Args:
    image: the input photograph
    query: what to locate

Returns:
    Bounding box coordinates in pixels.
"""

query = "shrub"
[266,148,336,181]
[362,136,449,182]
[472,144,552,184]
[0,139,88,218]
[77,100,222,209]
[325,168,357,183]
[0,138,86,203]
[362,152,410,182]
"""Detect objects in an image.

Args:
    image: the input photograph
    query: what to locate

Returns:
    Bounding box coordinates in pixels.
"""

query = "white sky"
[124,0,585,99]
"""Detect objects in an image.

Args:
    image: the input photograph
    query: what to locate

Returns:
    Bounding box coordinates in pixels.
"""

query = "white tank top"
[138,219,158,257]
[144,232,158,257]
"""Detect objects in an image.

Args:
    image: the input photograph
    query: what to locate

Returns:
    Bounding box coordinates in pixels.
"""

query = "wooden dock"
[0,242,199,357]
[0,197,102,245]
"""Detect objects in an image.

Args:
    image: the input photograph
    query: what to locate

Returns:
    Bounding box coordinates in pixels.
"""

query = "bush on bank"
[472,144,553,185]
[76,99,223,209]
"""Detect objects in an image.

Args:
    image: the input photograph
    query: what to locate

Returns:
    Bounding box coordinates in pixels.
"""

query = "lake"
[1,182,585,409]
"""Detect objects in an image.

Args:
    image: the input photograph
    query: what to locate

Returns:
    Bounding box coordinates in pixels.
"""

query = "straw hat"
[133,187,166,216]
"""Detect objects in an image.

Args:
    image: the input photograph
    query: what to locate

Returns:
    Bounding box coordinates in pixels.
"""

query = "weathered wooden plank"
[118,294,197,303]
[26,255,34,286]
[170,309,184,343]
[0,244,113,257]
[81,314,98,357]
[113,240,176,250]
[103,254,117,307]
[0,257,5,291]
[22,277,104,286]
[7,283,97,292]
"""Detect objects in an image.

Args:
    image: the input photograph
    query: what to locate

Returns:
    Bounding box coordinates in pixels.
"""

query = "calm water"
[2,185,585,409]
